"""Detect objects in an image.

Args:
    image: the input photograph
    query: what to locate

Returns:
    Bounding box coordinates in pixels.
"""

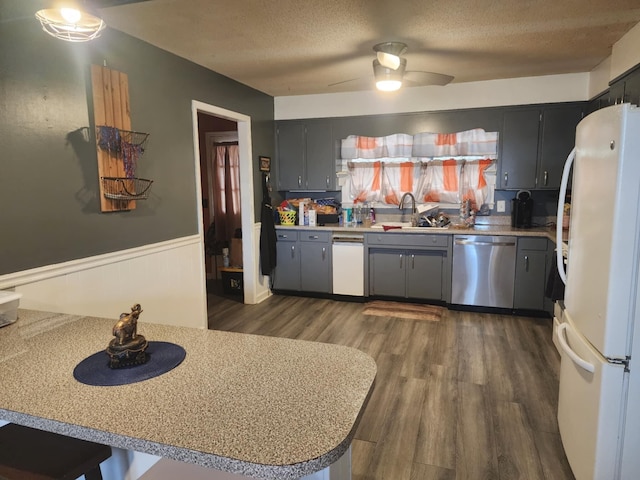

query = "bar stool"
[0,423,112,480]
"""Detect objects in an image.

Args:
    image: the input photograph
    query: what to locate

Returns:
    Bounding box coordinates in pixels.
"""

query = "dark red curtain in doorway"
[212,144,242,244]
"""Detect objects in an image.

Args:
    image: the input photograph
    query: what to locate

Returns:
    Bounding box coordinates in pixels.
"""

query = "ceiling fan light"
[373,58,406,92]
[377,51,401,70]
[376,79,402,92]
[373,42,408,58]
[35,5,106,42]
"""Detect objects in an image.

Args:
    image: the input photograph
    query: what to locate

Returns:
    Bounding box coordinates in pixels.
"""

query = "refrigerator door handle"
[556,147,575,285]
[557,322,595,373]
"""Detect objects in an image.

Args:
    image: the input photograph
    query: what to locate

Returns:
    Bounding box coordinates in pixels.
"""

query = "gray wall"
[0,2,274,275]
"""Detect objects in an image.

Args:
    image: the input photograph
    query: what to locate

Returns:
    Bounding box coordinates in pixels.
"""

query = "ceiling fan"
[332,41,454,92]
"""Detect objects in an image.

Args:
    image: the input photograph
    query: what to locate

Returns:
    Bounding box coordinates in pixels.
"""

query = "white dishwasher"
[332,233,364,296]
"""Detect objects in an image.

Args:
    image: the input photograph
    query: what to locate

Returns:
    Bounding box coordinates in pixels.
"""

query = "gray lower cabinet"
[367,234,451,302]
[273,230,332,293]
[273,231,300,291]
[299,233,331,293]
[513,237,549,310]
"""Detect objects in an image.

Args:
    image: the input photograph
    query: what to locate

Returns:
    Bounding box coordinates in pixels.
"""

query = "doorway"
[191,101,265,306]
[198,114,240,294]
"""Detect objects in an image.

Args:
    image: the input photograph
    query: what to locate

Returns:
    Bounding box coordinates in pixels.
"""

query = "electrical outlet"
[497,200,506,213]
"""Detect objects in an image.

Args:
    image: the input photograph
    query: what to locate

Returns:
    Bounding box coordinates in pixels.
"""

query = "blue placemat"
[73,341,186,386]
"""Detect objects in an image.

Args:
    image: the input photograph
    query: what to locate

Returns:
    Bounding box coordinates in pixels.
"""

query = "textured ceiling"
[97,0,640,97]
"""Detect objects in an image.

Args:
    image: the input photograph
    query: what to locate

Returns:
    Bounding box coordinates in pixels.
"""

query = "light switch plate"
[497,200,506,213]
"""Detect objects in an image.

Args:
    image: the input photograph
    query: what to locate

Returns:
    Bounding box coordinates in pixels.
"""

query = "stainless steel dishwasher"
[451,235,517,308]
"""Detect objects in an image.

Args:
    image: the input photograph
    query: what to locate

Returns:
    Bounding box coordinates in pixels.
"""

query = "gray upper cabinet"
[276,123,305,191]
[276,119,335,191]
[608,65,640,107]
[587,65,640,114]
[623,71,640,106]
[499,103,584,190]
[537,105,584,189]
[500,109,540,189]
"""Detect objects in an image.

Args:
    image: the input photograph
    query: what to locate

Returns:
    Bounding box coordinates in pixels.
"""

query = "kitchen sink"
[371,222,450,230]
[370,222,413,229]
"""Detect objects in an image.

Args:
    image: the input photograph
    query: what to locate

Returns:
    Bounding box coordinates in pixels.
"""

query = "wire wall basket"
[96,126,150,178]
[101,177,154,201]
[96,126,149,153]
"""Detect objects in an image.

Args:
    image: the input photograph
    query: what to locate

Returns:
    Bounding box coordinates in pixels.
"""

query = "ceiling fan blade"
[92,0,152,8]
[376,51,401,70]
[328,77,364,87]
[328,77,375,91]
[404,71,454,86]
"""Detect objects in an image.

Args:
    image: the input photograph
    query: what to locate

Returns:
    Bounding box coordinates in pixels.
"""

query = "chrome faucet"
[399,192,417,225]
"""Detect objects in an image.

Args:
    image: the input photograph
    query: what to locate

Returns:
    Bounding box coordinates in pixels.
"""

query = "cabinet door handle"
[291,245,296,259]
[504,172,508,185]
[322,247,326,260]
[278,234,288,239]
[326,176,330,188]
[309,235,319,239]
[524,255,529,272]
[543,171,548,186]
[298,175,302,187]
[411,254,415,269]
[399,253,403,269]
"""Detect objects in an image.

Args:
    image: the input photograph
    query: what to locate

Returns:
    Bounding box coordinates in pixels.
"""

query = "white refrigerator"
[555,103,640,480]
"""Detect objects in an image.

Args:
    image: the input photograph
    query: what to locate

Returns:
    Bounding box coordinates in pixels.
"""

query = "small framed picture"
[259,156,271,172]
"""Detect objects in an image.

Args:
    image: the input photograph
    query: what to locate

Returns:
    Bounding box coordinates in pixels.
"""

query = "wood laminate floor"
[207,286,575,480]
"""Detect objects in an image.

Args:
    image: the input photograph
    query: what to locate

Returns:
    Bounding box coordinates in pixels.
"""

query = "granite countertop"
[277,222,559,241]
[0,310,377,479]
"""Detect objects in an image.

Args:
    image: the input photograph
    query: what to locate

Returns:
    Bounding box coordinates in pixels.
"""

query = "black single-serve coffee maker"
[511,190,534,228]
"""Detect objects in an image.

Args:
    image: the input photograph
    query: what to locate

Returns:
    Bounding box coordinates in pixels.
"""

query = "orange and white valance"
[412,128,498,157]
[341,133,414,159]
[341,129,498,160]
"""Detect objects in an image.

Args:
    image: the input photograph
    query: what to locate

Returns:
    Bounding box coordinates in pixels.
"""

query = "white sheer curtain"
[342,129,498,208]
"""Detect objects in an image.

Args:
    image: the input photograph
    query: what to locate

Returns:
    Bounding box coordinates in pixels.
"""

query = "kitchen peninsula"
[0,310,376,479]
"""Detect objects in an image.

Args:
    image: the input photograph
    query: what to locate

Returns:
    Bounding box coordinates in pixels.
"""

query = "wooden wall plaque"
[91,64,135,212]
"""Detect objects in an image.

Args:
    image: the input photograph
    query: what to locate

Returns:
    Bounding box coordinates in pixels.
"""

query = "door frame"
[191,100,259,304]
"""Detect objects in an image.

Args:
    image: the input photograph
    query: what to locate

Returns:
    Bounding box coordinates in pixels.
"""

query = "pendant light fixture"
[35,2,106,42]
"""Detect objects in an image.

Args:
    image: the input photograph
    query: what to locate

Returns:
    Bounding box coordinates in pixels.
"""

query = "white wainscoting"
[251,222,272,304]
[0,236,208,329]
[0,229,275,479]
